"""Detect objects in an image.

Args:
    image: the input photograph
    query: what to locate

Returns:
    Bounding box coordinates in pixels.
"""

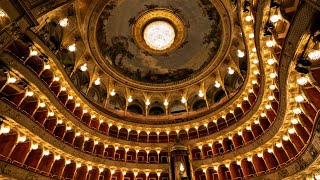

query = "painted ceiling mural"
[96,0,222,84]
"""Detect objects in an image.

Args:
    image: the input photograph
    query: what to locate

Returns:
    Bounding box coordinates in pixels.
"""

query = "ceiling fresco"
[96,0,223,84]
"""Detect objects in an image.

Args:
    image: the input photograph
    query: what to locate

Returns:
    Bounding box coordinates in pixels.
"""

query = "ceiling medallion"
[132,9,186,55]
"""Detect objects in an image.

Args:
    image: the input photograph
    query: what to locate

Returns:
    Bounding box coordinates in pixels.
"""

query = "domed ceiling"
[94,0,224,84]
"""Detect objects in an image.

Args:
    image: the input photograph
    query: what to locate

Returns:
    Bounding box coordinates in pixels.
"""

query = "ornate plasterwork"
[133,9,185,54]
[88,0,232,90]
[0,102,169,172]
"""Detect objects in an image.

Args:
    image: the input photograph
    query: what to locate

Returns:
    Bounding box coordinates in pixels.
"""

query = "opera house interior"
[1,0,320,179]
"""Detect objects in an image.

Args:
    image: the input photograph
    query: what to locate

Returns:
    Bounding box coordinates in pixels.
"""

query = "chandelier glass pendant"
[143,21,176,51]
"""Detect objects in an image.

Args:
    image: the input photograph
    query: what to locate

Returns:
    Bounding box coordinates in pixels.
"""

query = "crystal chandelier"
[143,21,175,51]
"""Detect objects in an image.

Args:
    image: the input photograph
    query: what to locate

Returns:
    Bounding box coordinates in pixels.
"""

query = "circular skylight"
[143,21,175,51]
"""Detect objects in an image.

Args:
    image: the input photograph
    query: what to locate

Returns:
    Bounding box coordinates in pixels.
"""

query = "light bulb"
[66,160,71,164]
[249,33,254,39]
[257,153,263,158]
[68,95,73,100]
[39,102,46,107]
[228,67,235,74]
[80,64,87,71]
[295,95,304,103]
[265,104,271,109]
[247,157,252,161]
[215,81,221,88]
[164,100,169,106]
[268,148,274,153]
[7,77,17,83]
[75,103,80,107]
[30,50,38,56]
[293,108,302,114]
[308,50,320,61]
[270,15,281,23]
[269,73,277,78]
[0,10,6,17]
[94,78,101,85]
[31,144,38,150]
[268,96,274,100]
[245,15,253,22]
[181,97,186,103]
[266,40,275,47]
[110,89,116,96]
[253,59,259,64]
[238,50,245,58]
[48,112,55,116]
[59,18,69,27]
[54,155,61,160]
[68,44,76,52]
[269,85,276,90]
[61,87,66,91]
[198,90,204,97]
[291,118,299,125]
[53,77,60,81]
[252,47,257,52]
[254,120,260,124]
[44,64,51,70]
[26,91,34,97]
[297,77,308,85]
[145,99,150,105]
[267,58,275,65]
[43,150,50,156]
[18,136,26,142]
[253,70,259,75]
[57,119,63,124]
[288,128,296,134]
[282,135,289,141]
[128,96,133,103]
[75,132,81,136]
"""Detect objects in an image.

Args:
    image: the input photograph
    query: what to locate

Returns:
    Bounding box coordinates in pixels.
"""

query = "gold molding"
[132,8,186,55]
